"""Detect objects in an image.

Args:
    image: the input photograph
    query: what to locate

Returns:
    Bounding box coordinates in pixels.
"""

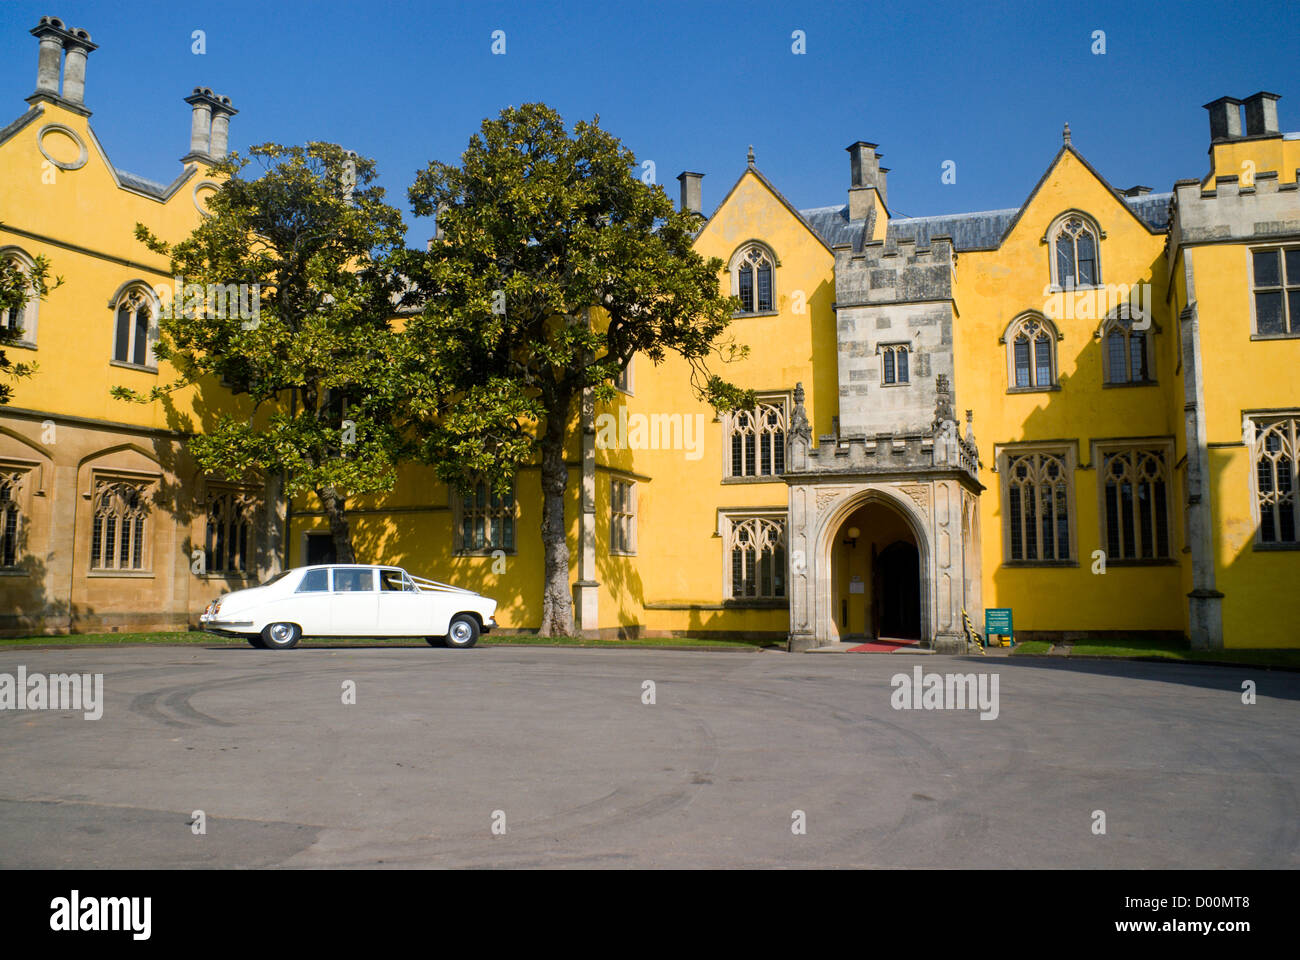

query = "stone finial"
[1063,122,1071,146]
[932,374,955,430]
[747,144,755,166]
[965,408,977,448]
[790,381,811,442]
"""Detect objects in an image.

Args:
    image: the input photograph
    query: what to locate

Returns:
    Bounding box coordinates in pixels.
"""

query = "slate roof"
[797,192,1173,252]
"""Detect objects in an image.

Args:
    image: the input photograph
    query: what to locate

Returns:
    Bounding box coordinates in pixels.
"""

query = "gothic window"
[1002,448,1073,562]
[205,487,257,576]
[726,515,787,600]
[610,478,636,555]
[1051,214,1100,288]
[1251,246,1300,336]
[0,250,38,345]
[1099,446,1172,560]
[90,479,151,570]
[1101,312,1153,384]
[614,356,633,393]
[731,244,775,314]
[880,343,910,385]
[1252,417,1299,545]
[112,287,155,367]
[1004,314,1058,390]
[727,395,787,478]
[456,479,516,553]
[0,471,23,568]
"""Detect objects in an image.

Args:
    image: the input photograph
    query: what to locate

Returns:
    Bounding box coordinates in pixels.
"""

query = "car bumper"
[482,617,497,633]
[199,616,255,634]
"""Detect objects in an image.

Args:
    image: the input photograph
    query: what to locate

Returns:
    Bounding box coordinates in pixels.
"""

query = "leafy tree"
[403,103,750,635]
[115,143,407,563]
[0,251,60,405]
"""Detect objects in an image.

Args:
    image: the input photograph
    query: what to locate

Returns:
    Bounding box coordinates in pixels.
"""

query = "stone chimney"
[676,171,704,214]
[1203,96,1243,142]
[184,87,237,162]
[28,17,97,113]
[1242,91,1281,137]
[846,141,882,220]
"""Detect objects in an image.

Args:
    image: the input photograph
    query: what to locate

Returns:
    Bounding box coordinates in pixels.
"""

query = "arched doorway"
[828,495,923,642]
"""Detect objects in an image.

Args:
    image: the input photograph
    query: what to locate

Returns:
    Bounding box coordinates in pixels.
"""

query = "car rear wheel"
[261,622,301,650]
[247,634,267,649]
[444,614,479,649]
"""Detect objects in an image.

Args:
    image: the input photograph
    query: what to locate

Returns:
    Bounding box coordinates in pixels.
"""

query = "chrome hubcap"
[271,624,292,643]
[451,622,471,643]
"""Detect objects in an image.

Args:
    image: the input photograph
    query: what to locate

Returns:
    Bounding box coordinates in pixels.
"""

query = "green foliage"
[401,102,752,493]
[115,143,408,522]
[0,251,61,405]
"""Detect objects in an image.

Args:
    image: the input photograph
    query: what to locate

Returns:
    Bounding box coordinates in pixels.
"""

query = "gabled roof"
[995,144,1169,242]
[0,104,195,202]
[708,160,837,256]
[796,145,1173,253]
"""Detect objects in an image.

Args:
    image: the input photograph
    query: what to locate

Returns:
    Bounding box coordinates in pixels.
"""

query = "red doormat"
[847,638,921,653]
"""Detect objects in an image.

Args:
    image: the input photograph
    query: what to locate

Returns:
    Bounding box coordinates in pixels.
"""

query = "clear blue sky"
[4,0,1298,244]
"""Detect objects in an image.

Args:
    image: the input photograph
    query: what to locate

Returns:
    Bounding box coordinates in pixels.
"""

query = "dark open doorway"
[874,539,920,639]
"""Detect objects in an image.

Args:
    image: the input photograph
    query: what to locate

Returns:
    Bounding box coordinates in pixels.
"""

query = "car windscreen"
[332,568,376,592]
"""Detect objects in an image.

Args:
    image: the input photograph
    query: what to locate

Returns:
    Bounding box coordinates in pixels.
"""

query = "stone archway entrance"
[826,493,926,643]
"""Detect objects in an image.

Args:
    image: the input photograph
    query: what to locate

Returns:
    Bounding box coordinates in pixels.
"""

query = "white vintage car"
[199,565,498,649]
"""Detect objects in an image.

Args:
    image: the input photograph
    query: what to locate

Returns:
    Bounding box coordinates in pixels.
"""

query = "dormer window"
[1051,215,1100,288]
[730,244,775,314]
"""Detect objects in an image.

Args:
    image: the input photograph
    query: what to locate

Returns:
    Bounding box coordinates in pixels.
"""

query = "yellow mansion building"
[2,16,1298,650]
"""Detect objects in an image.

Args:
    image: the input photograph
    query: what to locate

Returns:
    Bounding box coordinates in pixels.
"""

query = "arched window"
[730,243,775,314]
[1099,446,1171,560]
[1,250,39,345]
[1100,311,1153,384]
[728,515,786,599]
[1050,214,1100,288]
[1253,418,1298,545]
[206,488,257,576]
[727,396,787,477]
[0,471,23,569]
[112,287,155,367]
[1003,448,1073,562]
[91,479,150,570]
[1003,314,1058,390]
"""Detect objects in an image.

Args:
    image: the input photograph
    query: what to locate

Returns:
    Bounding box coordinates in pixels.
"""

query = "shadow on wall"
[985,265,1190,643]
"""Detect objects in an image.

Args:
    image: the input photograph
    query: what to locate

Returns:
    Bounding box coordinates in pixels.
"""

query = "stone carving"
[898,483,930,514]
[815,486,847,512]
[790,381,812,443]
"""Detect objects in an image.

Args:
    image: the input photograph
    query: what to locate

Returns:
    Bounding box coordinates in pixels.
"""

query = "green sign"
[985,608,1013,635]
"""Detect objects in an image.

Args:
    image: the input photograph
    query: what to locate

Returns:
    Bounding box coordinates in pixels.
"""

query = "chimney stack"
[184,87,236,162]
[677,171,704,214]
[1243,91,1281,137]
[28,17,96,112]
[846,141,882,220]
[60,27,94,105]
[1204,96,1244,142]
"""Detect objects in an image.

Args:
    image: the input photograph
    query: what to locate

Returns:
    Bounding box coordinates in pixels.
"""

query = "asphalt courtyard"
[1,644,1296,868]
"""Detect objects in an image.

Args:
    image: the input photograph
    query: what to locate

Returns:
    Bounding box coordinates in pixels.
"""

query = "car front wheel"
[261,622,301,650]
[444,614,480,649]
[247,634,267,649]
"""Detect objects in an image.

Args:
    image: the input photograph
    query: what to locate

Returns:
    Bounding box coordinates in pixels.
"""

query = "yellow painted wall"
[953,149,1185,634]
[1185,243,1300,647]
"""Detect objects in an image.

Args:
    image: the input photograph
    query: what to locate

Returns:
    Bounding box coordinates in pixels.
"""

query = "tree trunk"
[537,394,574,637]
[317,485,356,564]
